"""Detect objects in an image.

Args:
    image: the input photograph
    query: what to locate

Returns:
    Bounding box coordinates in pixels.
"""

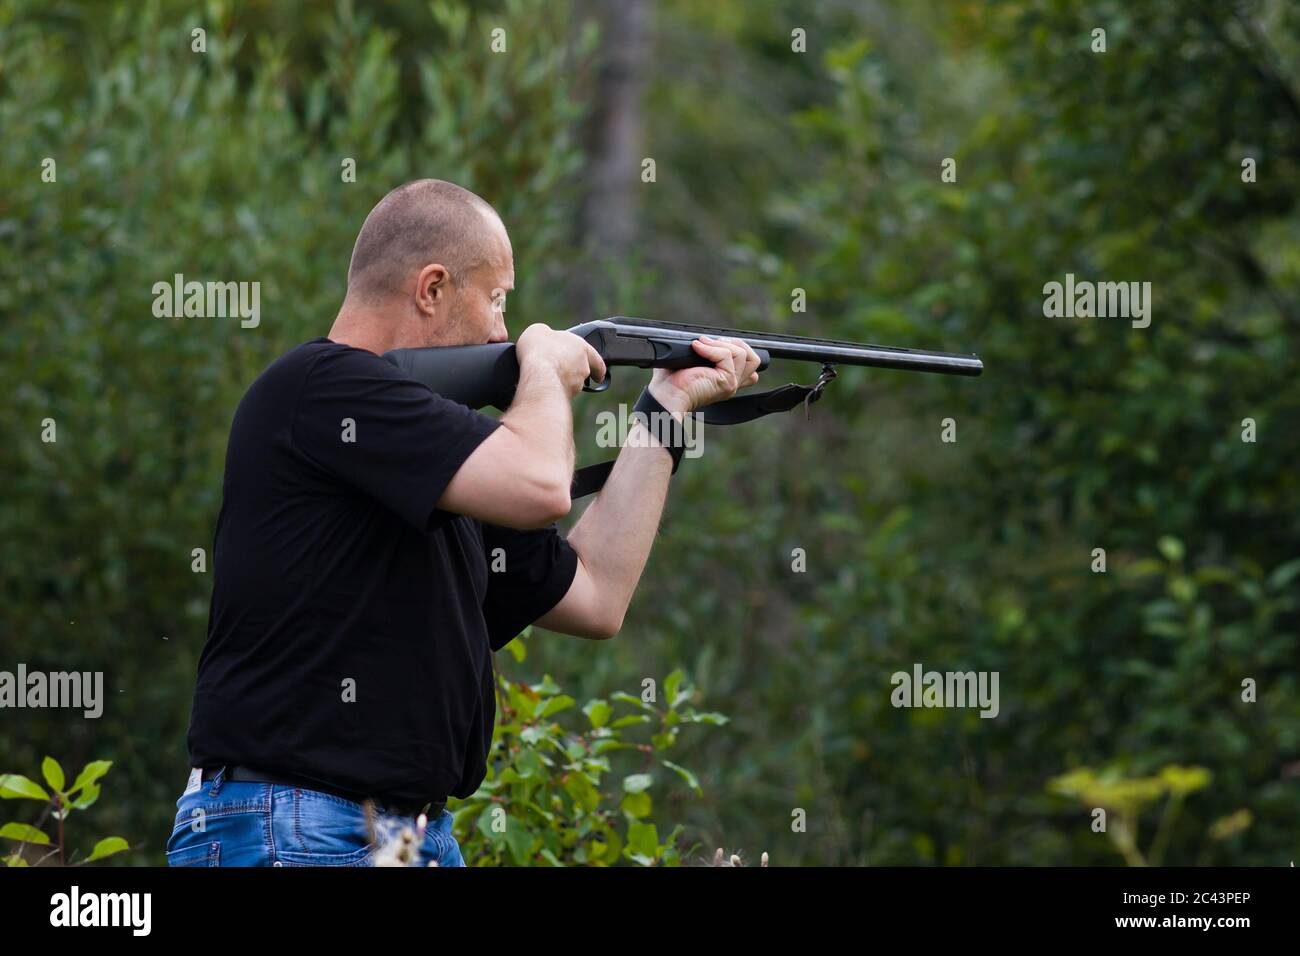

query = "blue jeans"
[165,766,465,867]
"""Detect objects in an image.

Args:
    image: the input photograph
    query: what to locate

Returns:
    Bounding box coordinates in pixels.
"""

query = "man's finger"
[732,340,757,375]
[691,335,733,359]
[714,338,742,381]
[692,336,737,375]
[719,338,752,385]
[585,342,607,383]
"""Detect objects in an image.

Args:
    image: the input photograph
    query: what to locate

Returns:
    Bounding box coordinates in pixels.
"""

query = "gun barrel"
[602,316,983,377]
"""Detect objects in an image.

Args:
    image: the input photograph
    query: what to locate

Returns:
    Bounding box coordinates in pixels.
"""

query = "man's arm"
[534,414,675,639]
[536,336,761,639]
[437,324,605,529]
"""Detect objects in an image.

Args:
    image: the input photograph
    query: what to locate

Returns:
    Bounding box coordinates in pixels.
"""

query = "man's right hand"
[515,323,607,397]
[438,324,597,529]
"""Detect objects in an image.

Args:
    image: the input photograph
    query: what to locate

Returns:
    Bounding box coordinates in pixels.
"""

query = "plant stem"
[1148,793,1185,867]
[56,795,65,865]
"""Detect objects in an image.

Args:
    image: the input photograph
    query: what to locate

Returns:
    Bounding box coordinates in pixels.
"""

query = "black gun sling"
[569,364,838,499]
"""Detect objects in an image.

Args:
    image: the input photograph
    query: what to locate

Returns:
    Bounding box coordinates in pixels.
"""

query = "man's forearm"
[499,362,576,492]
[539,336,757,638]
[563,415,678,629]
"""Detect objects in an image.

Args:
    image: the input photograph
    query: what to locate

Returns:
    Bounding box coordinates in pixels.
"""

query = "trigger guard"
[583,370,612,393]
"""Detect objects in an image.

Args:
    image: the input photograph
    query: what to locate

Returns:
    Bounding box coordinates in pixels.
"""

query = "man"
[165,179,760,866]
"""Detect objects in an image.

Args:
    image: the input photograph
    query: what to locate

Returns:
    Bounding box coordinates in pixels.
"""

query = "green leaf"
[662,759,703,796]
[518,724,549,745]
[583,699,612,728]
[506,686,539,722]
[67,760,112,797]
[1267,558,1300,591]
[540,694,575,717]
[41,757,65,793]
[620,791,652,819]
[0,775,50,801]
[609,714,651,729]
[590,739,634,756]
[563,772,601,812]
[651,730,678,751]
[0,822,51,845]
[600,831,624,863]
[1157,536,1184,563]
[1208,809,1252,841]
[622,773,653,794]
[626,820,659,857]
[69,782,101,810]
[1124,558,1166,578]
[515,749,544,780]
[1191,565,1238,586]
[610,691,657,713]
[664,669,684,707]
[84,836,129,862]
[522,800,555,824]
[1159,765,1211,796]
[529,674,561,697]
[5,854,30,866]
[476,806,507,844]
[503,821,535,865]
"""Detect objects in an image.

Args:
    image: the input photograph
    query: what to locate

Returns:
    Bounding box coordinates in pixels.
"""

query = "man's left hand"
[647,335,762,415]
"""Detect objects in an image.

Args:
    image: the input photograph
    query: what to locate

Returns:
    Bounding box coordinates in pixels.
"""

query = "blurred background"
[2,0,1297,865]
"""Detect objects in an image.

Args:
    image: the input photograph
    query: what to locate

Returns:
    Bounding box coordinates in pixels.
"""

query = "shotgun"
[383,316,982,496]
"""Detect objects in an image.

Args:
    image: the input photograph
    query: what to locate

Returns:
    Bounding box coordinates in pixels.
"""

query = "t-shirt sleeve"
[292,347,503,532]
[481,523,580,651]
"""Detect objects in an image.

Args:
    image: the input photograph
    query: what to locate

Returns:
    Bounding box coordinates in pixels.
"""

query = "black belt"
[201,765,444,819]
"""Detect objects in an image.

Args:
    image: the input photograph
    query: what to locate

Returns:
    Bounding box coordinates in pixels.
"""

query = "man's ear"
[414,263,450,317]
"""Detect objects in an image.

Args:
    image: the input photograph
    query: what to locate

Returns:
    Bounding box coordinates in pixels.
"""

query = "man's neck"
[328,299,409,355]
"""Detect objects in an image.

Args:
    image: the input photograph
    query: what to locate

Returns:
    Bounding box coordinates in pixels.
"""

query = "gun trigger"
[583,369,612,393]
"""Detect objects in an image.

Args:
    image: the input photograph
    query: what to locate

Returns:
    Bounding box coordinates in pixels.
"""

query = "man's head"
[339,179,513,350]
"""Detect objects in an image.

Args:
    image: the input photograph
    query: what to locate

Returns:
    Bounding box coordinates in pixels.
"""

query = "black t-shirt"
[186,338,578,803]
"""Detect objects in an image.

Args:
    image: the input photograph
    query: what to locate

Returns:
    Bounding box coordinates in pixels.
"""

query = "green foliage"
[533,0,1300,866]
[1048,763,1247,867]
[0,0,595,863]
[452,652,726,866]
[1,758,128,865]
[3,0,1297,868]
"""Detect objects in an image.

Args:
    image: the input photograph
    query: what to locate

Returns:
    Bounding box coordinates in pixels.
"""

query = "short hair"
[346,179,504,300]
